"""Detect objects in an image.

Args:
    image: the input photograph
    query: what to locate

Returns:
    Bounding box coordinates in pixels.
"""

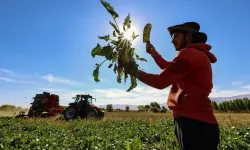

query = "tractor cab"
[73,94,96,104]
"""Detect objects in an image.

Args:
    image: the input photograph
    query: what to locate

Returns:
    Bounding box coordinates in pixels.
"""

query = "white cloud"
[90,85,250,105]
[210,88,250,97]
[45,85,170,106]
[0,68,37,85]
[56,85,250,106]
[242,85,250,90]
[41,74,80,85]
[22,84,250,107]
[0,68,15,76]
[1,68,250,108]
[236,75,250,79]
[39,88,65,93]
[0,76,36,84]
[0,68,17,82]
[232,81,244,85]
[3,83,250,109]
[18,85,168,107]
[27,90,39,93]
[0,76,16,82]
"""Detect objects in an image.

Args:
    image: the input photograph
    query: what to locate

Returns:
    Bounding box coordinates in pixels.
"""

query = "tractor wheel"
[86,108,98,118]
[27,107,35,117]
[63,106,77,121]
[41,112,49,118]
[97,111,105,119]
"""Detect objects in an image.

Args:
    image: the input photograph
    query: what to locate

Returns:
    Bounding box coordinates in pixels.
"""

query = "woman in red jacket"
[124,22,220,150]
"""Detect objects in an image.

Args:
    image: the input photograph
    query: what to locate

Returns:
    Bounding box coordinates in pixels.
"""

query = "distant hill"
[209,94,250,103]
[98,94,250,110]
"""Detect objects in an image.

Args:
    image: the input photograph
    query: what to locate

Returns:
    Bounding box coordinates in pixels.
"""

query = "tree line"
[105,98,250,113]
[211,97,250,113]
[106,102,169,113]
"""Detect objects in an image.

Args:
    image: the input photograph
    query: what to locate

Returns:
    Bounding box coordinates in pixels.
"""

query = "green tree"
[125,105,129,112]
[138,105,145,112]
[211,101,219,111]
[145,105,150,111]
[161,106,167,113]
[217,98,250,112]
[242,98,250,112]
[106,104,113,112]
[150,107,160,113]
[150,102,160,109]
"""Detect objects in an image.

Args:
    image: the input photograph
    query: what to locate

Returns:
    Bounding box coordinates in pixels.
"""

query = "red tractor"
[15,92,64,118]
[63,94,104,120]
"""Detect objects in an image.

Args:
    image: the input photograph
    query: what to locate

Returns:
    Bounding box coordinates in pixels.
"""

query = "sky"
[1,0,250,108]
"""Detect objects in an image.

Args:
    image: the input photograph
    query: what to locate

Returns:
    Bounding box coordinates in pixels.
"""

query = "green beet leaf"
[123,13,131,31]
[93,64,100,82]
[113,31,116,37]
[98,35,110,42]
[109,21,120,34]
[132,32,139,41]
[91,0,147,91]
[91,44,113,60]
[127,75,137,92]
[100,0,119,19]
[91,43,102,58]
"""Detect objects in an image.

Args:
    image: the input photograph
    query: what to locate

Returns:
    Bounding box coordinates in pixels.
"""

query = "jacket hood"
[186,43,217,63]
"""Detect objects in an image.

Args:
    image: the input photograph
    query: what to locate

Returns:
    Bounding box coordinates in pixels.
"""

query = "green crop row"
[0,117,249,150]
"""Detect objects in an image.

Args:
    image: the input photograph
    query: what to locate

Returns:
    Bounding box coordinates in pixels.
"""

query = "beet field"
[0,112,250,150]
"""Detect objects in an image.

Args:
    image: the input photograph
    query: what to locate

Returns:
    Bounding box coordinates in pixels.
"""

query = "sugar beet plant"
[91,0,147,92]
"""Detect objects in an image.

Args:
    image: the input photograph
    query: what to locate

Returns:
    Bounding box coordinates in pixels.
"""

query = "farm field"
[0,112,250,150]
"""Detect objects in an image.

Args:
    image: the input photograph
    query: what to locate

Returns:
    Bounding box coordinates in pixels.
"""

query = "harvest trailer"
[15,92,64,118]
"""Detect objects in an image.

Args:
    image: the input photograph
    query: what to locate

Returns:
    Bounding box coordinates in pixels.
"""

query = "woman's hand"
[146,42,159,57]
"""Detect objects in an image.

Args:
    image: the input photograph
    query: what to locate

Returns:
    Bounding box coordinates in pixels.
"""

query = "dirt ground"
[0,110,28,117]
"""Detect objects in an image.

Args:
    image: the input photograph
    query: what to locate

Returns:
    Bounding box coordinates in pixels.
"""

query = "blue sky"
[1,0,250,108]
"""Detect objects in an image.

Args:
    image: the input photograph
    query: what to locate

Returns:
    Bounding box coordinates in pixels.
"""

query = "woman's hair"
[192,32,207,43]
[175,30,208,44]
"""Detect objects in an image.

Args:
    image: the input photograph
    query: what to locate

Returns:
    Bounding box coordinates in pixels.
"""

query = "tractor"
[15,92,64,118]
[63,94,104,120]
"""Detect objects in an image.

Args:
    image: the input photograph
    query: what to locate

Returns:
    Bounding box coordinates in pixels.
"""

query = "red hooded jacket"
[137,43,218,124]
